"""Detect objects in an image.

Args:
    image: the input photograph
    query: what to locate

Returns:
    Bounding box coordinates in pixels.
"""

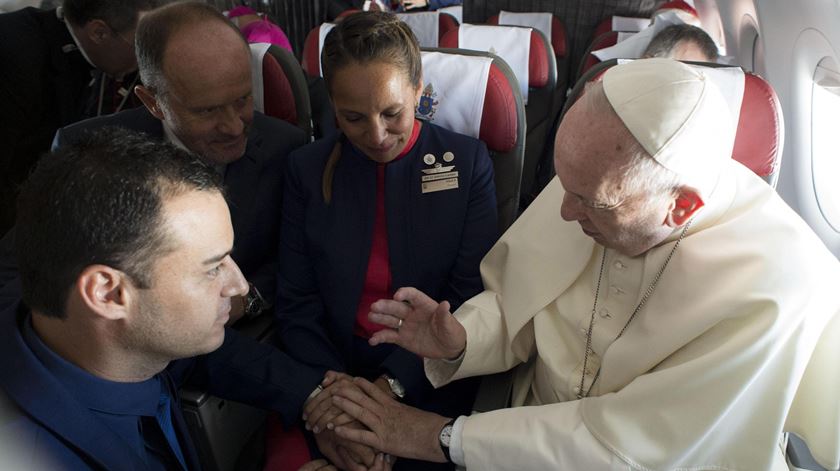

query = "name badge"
[420,160,459,194]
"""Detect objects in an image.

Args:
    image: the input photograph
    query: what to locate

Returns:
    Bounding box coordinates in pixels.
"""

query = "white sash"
[498,11,552,46]
[317,23,337,77]
[459,24,531,104]
[417,51,492,138]
[396,11,439,48]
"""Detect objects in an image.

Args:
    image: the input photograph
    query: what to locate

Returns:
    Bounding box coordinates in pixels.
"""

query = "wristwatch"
[381,374,406,399]
[438,418,456,463]
[243,283,267,318]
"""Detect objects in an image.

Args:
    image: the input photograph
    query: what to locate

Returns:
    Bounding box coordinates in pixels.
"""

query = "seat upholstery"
[440,25,557,210]
[575,30,619,83]
[253,44,313,138]
[486,12,568,90]
[420,47,525,231]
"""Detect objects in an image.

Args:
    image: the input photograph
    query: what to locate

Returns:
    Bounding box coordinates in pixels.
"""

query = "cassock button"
[573,386,581,394]
[599,308,611,319]
[579,327,587,336]
[610,285,624,295]
[613,260,626,270]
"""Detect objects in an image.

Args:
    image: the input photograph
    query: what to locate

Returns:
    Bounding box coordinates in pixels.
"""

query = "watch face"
[439,424,453,447]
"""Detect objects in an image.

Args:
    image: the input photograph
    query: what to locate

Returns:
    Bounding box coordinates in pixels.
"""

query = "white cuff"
[449,415,468,467]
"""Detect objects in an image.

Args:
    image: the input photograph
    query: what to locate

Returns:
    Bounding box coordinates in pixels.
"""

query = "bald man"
[316,59,840,470]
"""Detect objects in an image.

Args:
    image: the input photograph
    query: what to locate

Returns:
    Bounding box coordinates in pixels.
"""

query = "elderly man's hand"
[314,427,381,471]
[332,377,452,462]
[367,287,466,360]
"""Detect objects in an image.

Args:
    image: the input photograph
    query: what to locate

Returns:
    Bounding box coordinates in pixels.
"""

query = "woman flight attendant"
[271,11,498,471]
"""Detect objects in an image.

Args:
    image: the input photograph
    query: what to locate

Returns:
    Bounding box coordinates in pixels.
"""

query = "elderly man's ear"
[667,187,704,227]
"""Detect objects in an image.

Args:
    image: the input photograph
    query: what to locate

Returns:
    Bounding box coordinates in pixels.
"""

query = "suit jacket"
[51,106,308,304]
[0,301,323,470]
[0,7,93,233]
[276,123,498,402]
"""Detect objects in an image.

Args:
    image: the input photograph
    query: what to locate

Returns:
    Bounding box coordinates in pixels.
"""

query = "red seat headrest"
[656,1,699,18]
[302,26,321,76]
[480,62,518,152]
[439,12,458,40]
[486,13,567,58]
[732,73,782,178]
[580,31,618,78]
[262,51,297,126]
[439,27,549,88]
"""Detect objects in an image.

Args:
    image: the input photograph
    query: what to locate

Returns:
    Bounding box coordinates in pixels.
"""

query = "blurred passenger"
[275,11,498,471]
[227,5,293,52]
[0,0,161,235]
[324,59,840,470]
[0,128,337,470]
[642,23,718,62]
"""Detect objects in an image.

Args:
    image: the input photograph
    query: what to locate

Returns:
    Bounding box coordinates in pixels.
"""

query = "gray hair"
[582,80,682,206]
[642,24,719,62]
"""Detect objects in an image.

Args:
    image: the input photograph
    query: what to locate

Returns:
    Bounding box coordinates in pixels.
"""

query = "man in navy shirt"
[0,129,334,470]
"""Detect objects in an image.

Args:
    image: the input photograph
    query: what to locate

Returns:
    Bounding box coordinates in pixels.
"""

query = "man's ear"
[134,85,165,120]
[82,19,111,44]
[666,186,705,227]
[75,265,134,321]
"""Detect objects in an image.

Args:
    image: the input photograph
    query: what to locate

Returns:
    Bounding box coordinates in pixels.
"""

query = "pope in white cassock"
[319,58,840,470]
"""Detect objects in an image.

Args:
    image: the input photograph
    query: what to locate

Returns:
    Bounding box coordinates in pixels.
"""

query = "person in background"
[642,23,718,62]
[0,0,162,235]
[272,11,498,471]
[227,5,293,52]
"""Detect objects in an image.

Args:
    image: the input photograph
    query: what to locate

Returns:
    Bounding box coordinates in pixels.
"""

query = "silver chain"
[577,219,694,400]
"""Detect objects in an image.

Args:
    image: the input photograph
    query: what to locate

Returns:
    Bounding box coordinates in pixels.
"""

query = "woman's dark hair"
[320,11,422,203]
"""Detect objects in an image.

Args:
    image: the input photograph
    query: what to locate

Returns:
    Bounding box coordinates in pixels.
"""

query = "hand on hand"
[331,377,451,463]
[367,287,466,360]
[305,371,367,433]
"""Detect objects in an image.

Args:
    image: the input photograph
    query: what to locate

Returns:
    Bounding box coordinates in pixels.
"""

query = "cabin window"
[811,56,840,232]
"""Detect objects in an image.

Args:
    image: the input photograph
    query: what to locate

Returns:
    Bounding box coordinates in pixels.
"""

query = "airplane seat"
[395,11,458,48]
[486,12,569,92]
[418,48,525,231]
[250,44,313,139]
[301,23,339,139]
[440,24,555,212]
[575,30,619,84]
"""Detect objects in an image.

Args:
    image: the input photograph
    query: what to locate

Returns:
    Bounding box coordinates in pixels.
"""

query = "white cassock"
[426,60,840,471]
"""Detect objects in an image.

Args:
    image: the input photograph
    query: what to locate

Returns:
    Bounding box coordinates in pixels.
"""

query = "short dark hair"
[135,1,248,94]
[321,11,422,93]
[642,24,719,62]
[15,127,223,319]
[62,0,166,33]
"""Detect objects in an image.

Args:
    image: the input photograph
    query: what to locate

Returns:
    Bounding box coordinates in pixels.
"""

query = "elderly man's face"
[554,100,676,257]
[124,190,249,359]
[155,23,254,165]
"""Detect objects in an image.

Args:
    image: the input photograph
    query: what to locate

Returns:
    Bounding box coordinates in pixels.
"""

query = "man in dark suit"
[0,128,332,470]
[0,0,162,235]
[51,2,308,321]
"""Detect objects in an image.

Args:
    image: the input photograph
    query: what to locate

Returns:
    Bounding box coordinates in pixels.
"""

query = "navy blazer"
[0,302,323,470]
[276,122,498,400]
[49,106,308,304]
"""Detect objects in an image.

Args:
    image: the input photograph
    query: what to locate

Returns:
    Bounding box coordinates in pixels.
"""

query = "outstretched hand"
[367,287,466,360]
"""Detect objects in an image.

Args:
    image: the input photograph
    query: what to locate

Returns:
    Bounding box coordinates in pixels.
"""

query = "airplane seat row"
[249,43,313,138]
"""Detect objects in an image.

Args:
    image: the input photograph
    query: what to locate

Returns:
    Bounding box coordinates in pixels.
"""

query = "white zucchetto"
[602,58,735,192]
